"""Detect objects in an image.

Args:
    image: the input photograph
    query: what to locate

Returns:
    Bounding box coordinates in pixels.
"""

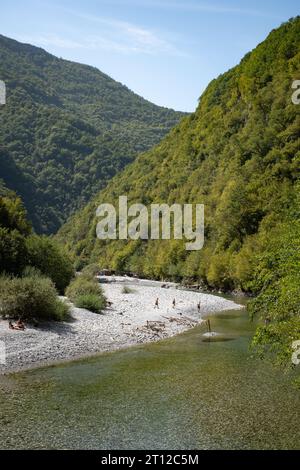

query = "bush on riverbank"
[122,286,135,294]
[0,274,70,321]
[0,190,75,294]
[75,294,105,313]
[26,235,75,294]
[80,263,101,277]
[66,275,106,313]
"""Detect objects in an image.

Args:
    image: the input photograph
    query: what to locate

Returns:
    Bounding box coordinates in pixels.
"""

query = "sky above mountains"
[1,0,299,111]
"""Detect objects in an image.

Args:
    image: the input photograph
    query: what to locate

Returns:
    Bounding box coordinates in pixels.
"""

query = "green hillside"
[57,17,300,380]
[0,35,185,233]
[58,17,299,283]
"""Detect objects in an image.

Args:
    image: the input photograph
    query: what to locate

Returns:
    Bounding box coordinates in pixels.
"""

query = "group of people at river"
[154,297,211,332]
[154,297,201,313]
[7,296,205,332]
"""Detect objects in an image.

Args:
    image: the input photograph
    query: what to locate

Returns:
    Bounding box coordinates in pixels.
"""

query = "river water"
[0,302,299,449]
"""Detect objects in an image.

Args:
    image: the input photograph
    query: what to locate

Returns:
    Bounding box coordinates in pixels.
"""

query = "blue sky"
[1,0,299,111]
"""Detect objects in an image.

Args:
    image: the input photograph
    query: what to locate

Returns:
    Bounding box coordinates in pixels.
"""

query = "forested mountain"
[0,35,185,233]
[58,17,299,284]
[57,17,300,377]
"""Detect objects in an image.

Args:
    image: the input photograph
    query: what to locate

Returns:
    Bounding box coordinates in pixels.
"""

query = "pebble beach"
[0,277,243,374]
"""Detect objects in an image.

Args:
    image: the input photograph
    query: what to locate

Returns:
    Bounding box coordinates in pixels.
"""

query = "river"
[0,299,299,449]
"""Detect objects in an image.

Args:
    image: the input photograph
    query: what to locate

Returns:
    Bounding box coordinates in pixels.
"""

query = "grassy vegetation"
[75,294,105,314]
[0,274,70,321]
[65,275,106,313]
[80,263,101,277]
[122,286,136,294]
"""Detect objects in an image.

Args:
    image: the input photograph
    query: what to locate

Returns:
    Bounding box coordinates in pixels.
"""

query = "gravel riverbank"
[0,277,243,374]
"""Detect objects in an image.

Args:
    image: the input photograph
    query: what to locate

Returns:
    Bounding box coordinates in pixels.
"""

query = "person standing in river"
[197,301,201,313]
[172,298,176,309]
[154,298,159,309]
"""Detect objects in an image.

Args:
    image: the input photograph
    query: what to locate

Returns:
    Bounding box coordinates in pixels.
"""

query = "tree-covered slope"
[0,35,185,233]
[57,17,300,287]
[57,18,300,381]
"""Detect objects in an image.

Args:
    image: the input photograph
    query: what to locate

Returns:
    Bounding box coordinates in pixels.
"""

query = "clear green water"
[0,307,299,449]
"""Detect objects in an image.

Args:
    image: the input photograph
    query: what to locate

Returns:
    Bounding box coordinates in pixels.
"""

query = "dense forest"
[57,18,300,379]
[0,35,185,233]
[0,181,77,320]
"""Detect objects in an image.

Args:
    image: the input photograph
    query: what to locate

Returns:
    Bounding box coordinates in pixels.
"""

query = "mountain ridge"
[0,34,186,233]
[57,17,300,289]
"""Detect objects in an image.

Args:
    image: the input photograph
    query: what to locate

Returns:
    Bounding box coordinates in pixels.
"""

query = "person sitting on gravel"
[10,319,26,331]
[154,298,159,309]
[8,319,25,330]
[16,319,25,330]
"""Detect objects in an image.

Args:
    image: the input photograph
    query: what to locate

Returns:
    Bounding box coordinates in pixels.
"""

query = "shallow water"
[0,305,299,450]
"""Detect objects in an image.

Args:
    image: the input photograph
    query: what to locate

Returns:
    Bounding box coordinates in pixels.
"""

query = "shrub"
[65,274,106,313]
[0,274,70,321]
[75,294,105,313]
[66,275,101,300]
[22,265,43,277]
[122,285,135,294]
[26,235,75,294]
[81,263,100,277]
[74,258,85,272]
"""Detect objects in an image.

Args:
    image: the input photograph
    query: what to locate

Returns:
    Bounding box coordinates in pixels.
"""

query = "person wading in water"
[197,301,201,313]
[172,298,176,309]
[154,298,159,309]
